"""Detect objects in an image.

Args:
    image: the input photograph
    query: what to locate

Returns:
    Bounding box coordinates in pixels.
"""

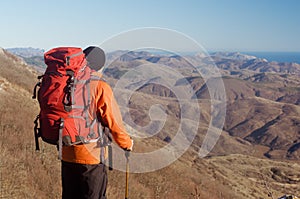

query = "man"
[61,46,133,199]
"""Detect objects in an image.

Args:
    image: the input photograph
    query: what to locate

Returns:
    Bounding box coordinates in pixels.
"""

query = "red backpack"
[33,47,104,158]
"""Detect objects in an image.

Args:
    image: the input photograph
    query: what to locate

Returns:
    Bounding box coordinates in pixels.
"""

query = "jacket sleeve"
[96,81,132,150]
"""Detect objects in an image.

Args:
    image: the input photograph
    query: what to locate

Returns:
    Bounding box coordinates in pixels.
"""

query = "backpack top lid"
[44,47,87,76]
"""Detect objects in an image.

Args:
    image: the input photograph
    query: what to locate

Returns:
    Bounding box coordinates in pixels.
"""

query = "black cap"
[83,46,106,71]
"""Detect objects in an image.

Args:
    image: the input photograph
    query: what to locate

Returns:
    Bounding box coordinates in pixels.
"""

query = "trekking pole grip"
[125,150,130,159]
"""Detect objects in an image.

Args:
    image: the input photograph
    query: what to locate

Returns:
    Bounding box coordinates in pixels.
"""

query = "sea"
[241,52,300,64]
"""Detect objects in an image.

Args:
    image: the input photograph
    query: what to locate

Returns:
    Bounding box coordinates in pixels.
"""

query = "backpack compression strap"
[58,118,64,160]
[34,115,40,151]
[63,70,76,112]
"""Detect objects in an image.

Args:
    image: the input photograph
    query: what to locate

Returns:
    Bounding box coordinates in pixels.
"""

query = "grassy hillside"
[0,50,61,198]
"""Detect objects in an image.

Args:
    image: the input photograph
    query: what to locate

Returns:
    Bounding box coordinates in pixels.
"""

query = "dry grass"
[0,53,61,198]
[0,83,61,198]
[202,154,300,198]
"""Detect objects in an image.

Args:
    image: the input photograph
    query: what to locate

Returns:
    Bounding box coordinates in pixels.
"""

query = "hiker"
[61,46,133,199]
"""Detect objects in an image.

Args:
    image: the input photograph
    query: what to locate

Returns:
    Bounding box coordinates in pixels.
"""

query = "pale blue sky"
[0,0,299,52]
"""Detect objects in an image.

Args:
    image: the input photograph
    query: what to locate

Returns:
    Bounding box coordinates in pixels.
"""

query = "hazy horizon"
[4,46,300,53]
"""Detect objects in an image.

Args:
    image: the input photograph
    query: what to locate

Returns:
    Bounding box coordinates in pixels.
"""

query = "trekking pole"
[125,150,130,199]
[104,127,113,170]
[108,144,113,170]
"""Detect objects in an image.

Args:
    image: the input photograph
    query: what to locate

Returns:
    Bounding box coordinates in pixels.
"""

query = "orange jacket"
[62,72,132,164]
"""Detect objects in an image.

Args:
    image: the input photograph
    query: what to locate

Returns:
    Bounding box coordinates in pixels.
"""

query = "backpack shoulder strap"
[90,74,103,81]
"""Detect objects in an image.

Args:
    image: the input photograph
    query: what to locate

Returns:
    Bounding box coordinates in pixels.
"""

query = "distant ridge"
[242,51,300,64]
[6,47,44,58]
[4,47,300,76]
[4,47,46,71]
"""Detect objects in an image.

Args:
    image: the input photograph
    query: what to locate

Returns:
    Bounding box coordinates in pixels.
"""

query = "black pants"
[61,161,107,199]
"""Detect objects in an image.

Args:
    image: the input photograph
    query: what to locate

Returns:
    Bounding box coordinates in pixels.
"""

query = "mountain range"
[1,47,299,198]
[104,50,300,159]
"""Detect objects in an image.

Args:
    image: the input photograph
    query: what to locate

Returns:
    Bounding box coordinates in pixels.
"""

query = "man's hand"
[128,139,133,151]
[123,138,133,153]
[125,139,133,159]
